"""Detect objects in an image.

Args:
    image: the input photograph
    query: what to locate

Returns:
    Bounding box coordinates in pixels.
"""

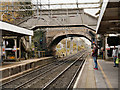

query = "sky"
[80,37,91,45]
[32,0,100,4]
[32,0,100,17]
[0,0,100,17]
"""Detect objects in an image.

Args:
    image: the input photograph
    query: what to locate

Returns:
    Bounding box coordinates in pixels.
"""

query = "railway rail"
[42,54,85,89]
[1,50,87,89]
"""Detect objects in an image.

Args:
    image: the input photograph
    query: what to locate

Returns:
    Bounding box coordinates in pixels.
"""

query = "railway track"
[1,50,87,89]
[28,51,87,89]
[42,54,85,89]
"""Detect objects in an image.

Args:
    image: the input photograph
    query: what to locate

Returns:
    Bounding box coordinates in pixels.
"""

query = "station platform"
[74,55,119,89]
[0,57,53,83]
[0,57,52,70]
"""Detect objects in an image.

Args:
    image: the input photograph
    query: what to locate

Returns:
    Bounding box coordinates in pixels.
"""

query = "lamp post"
[70,37,73,54]
[65,28,68,56]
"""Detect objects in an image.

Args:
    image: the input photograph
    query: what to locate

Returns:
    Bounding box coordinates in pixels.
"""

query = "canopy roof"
[0,21,33,36]
[96,0,120,34]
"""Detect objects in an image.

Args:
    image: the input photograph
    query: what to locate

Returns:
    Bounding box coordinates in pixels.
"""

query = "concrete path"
[74,55,96,88]
[74,55,119,89]
[96,59,118,88]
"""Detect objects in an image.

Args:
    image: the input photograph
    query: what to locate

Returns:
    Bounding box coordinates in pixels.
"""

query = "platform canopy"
[96,0,120,34]
[0,21,33,36]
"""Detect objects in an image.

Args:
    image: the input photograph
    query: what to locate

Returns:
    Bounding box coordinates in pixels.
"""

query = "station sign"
[106,46,110,50]
[2,48,5,51]
[106,48,110,50]
[12,46,17,52]
[106,44,110,50]
[5,48,12,50]
[4,48,19,51]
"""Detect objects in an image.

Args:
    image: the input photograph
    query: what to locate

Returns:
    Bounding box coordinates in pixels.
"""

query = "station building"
[0,21,33,61]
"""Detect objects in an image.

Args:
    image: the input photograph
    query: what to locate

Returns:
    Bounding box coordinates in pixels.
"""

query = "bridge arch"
[47,33,92,56]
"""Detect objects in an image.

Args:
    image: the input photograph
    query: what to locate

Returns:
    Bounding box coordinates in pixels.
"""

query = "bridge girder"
[19,10,97,30]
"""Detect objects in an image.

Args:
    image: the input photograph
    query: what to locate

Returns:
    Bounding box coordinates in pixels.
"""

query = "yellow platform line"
[98,61,113,90]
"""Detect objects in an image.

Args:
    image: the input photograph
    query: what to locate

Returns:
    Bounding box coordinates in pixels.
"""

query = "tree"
[0,1,33,24]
